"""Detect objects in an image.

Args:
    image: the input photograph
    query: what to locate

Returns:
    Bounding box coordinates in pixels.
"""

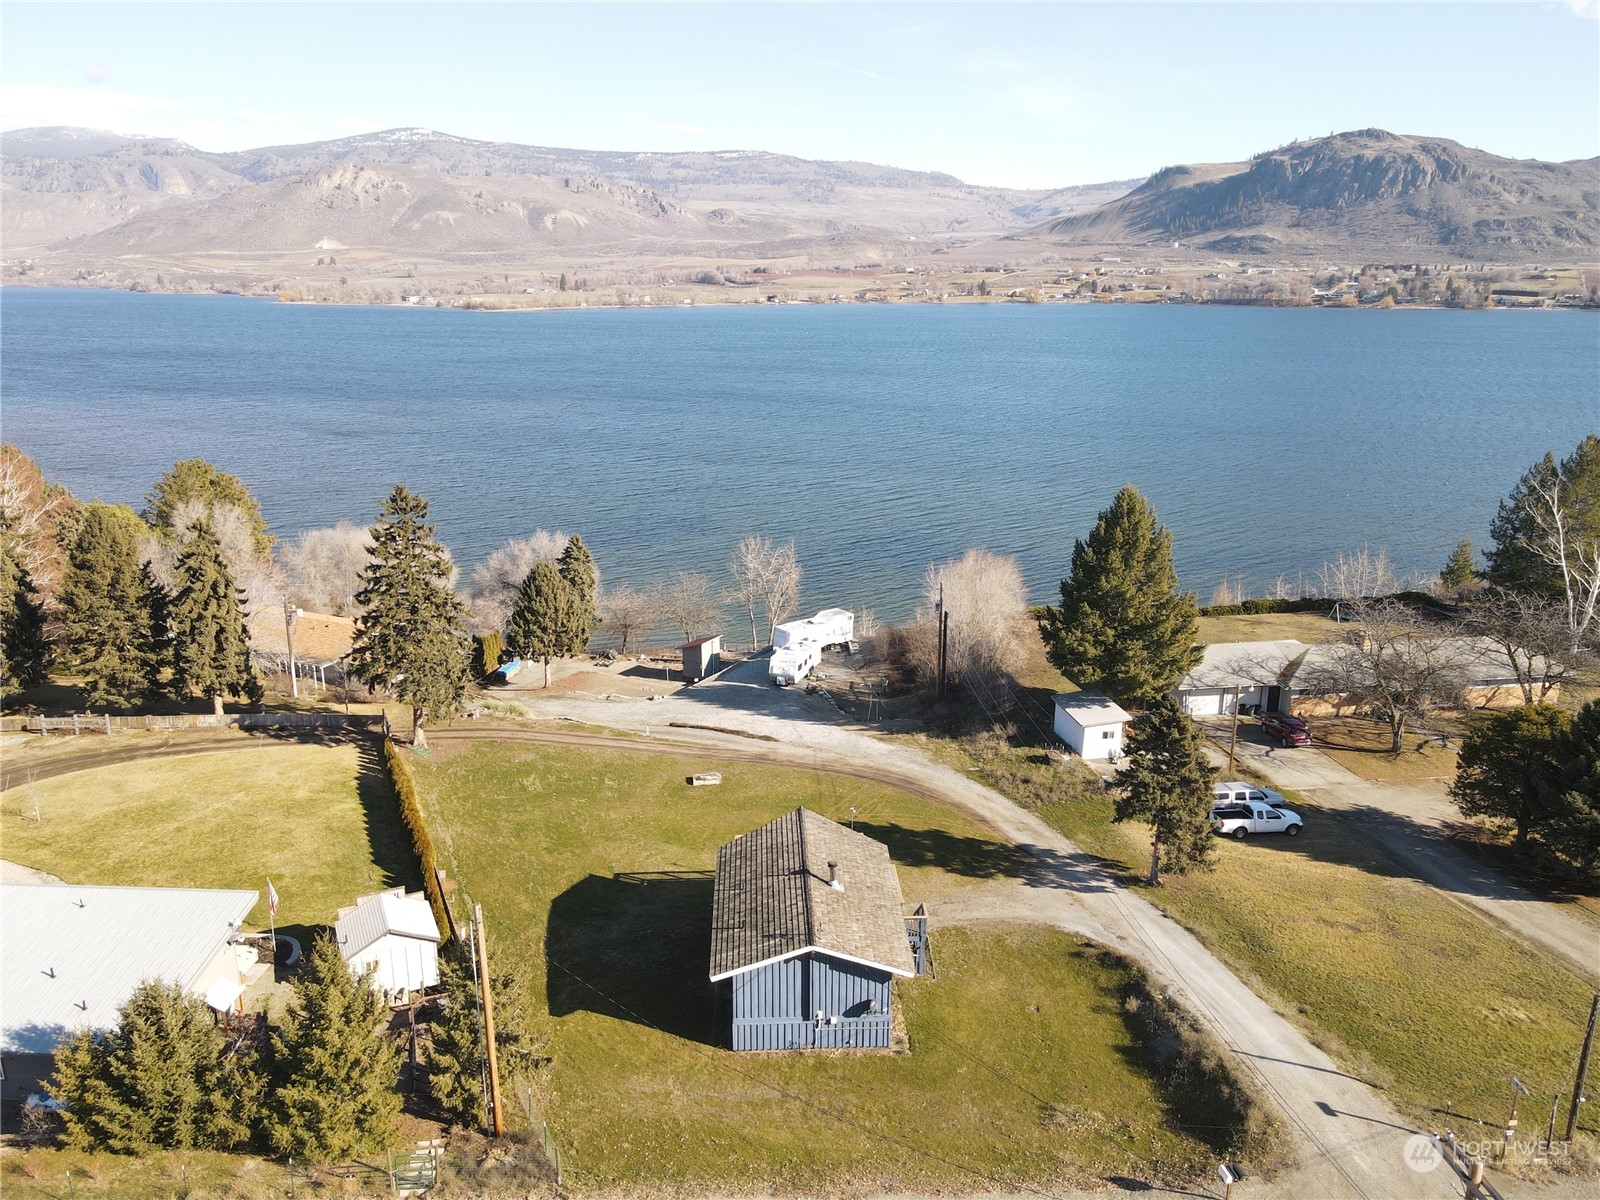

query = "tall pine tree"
[557,533,598,652]
[168,518,260,715]
[266,932,401,1164]
[145,458,274,555]
[427,945,545,1129]
[57,503,165,708]
[49,981,261,1153]
[349,486,471,748]
[1114,696,1218,884]
[1039,485,1201,705]
[1,538,50,698]
[508,561,577,687]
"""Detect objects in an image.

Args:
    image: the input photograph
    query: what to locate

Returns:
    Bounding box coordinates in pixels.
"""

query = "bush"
[474,631,505,678]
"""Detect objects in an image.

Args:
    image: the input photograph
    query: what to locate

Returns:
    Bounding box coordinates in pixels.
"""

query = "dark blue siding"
[729,952,894,1051]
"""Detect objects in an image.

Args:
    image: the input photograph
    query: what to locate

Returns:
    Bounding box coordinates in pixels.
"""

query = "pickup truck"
[1213,801,1304,839]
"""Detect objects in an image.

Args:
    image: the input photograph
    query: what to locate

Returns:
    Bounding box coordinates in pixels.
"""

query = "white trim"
[711,944,915,983]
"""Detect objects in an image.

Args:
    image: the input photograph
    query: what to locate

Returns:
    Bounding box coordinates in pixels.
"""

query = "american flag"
[267,879,280,917]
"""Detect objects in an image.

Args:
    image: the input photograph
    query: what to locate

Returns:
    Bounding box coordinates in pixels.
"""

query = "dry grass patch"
[1313,715,1459,782]
[1195,610,1340,646]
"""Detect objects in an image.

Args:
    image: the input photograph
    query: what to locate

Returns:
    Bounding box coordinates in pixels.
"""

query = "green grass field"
[958,736,1598,1139]
[0,736,419,937]
[411,739,1241,1192]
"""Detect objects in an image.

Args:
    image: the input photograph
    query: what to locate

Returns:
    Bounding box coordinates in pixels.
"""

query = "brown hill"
[1019,129,1600,257]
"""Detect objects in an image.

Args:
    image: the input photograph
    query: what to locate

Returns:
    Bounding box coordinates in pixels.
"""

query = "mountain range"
[2,126,1595,288]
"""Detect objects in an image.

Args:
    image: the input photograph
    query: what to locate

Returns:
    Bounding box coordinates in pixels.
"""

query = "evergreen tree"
[1039,486,1202,705]
[1114,696,1217,884]
[49,981,261,1153]
[57,503,165,707]
[145,459,273,554]
[266,933,401,1164]
[349,486,471,748]
[1449,704,1570,849]
[507,561,577,688]
[1,539,50,698]
[557,533,599,652]
[1543,700,1600,879]
[1438,536,1479,597]
[168,518,260,715]
[427,946,545,1129]
[1486,437,1600,599]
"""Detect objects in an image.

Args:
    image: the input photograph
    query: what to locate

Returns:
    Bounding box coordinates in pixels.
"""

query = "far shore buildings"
[711,809,919,1051]
[0,884,259,1102]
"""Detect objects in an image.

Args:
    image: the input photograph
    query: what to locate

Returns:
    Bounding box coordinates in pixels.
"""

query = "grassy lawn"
[0,737,419,937]
[955,736,1599,1142]
[0,1146,390,1200]
[1195,610,1339,646]
[1312,714,1461,783]
[411,740,1239,1192]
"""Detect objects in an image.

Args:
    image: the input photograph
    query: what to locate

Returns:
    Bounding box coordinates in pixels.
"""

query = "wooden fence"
[26,711,371,736]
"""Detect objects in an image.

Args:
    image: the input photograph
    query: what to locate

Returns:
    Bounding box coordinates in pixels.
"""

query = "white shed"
[1053,692,1132,761]
[335,888,440,1000]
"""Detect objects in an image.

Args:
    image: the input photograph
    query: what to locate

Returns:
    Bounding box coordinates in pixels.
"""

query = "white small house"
[1053,692,1131,761]
[335,888,440,1000]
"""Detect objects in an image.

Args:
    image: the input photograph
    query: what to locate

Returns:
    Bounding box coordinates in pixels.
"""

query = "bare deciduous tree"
[145,500,281,622]
[1461,586,1586,704]
[725,535,803,648]
[1317,544,1401,600]
[1210,573,1246,607]
[911,549,1027,695]
[277,522,372,616]
[598,583,654,655]
[655,572,722,643]
[1298,597,1467,752]
[469,531,570,635]
[1521,473,1600,653]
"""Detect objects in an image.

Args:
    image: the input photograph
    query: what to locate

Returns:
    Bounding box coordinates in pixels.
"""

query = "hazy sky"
[3,2,1597,188]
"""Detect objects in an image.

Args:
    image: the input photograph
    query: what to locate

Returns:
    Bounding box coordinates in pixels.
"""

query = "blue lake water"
[2,287,1596,620]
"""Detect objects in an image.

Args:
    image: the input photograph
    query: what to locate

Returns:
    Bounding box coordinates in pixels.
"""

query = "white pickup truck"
[1212,800,1304,839]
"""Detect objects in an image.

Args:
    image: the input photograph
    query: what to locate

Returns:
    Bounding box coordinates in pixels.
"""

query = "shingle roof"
[1177,641,1313,691]
[0,883,257,1054]
[709,808,914,981]
[334,888,439,960]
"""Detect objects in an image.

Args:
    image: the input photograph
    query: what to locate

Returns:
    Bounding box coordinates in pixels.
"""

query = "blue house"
[710,808,916,1051]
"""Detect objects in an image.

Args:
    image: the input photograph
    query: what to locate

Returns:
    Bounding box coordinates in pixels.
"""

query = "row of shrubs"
[1197,590,1442,618]
[383,736,453,938]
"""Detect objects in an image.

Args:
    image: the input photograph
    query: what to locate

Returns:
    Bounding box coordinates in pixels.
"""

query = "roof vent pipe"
[828,861,843,891]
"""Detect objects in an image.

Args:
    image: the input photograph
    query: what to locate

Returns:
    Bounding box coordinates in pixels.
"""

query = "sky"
[2,2,1597,189]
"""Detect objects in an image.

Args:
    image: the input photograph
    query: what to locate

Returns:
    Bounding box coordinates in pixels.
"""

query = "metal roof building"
[0,883,258,1100]
[1052,691,1132,761]
[711,808,916,1051]
[334,887,440,1000]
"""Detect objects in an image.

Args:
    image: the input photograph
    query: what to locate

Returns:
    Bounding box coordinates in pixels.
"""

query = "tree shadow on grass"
[545,871,717,1045]
[853,821,1119,894]
[353,736,425,895]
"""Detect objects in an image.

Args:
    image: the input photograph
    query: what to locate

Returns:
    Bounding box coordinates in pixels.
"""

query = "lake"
[2,287,1596,621]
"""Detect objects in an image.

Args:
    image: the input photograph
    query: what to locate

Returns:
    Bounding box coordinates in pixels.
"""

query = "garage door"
[1180,690,1225,716]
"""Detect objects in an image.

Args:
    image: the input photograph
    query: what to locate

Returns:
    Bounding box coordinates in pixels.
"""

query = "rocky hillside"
[1021,129,1600,256]
[3,126,1133,258]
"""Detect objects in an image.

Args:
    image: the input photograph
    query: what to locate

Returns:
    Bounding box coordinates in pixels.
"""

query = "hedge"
[383,736,454,941]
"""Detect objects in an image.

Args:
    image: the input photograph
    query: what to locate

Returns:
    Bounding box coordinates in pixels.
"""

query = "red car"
[1261,712,1312,746]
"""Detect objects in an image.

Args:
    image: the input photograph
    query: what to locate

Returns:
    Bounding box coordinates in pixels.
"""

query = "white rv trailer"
[768,608,854,687]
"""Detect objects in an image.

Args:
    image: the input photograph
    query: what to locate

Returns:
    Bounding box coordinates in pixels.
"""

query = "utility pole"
[935,584,946,702]
[473,903,505,1137]
[1566,993,1598,1142]
[1227,684,1242,773]
[284,602,303,699]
